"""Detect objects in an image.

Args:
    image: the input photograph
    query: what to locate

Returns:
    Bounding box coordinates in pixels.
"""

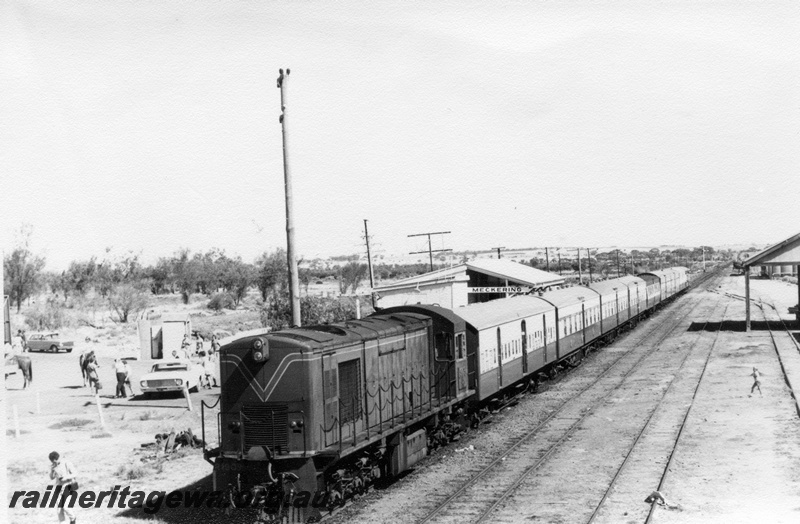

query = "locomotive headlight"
[227,421,241,434]
[252,338,269,362]
[290,420,304,429]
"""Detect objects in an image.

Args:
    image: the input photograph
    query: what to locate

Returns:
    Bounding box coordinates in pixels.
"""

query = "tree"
[170,249,199,304]
[107,281,150,323]
[255,249,288,301]
[338,262,367,294]
[219,256,254,307]
[4,224,46,312]
[259,294,358,331]
[147,257,172,295]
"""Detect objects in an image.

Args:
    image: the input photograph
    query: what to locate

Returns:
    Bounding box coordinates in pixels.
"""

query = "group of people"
[175,333,220,389]
[80,351,134,398]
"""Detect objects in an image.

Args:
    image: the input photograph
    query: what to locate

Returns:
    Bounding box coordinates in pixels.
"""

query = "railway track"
[413,271,725,524]
[577,299,730,524]
[754,299,800,418]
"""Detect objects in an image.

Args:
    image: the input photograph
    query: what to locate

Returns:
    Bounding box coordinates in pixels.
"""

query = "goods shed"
[742,232,800,330]
[374,258,564,310]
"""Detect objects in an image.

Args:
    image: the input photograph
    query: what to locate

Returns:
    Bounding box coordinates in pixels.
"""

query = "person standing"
[122,359,134,397]
[114,359,127,398]
[86,356,101,395]
[202,354,218,388]
[750,367,763,397]
[12,331,23,353]
[49,451,77,523]
[210,334,221,357]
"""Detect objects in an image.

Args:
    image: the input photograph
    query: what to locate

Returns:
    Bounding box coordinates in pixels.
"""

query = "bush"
[25,296,71,330]
[259,294,362,331]
[207,293,235,312]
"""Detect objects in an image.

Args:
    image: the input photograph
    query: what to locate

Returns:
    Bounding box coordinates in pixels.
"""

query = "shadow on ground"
[688,320,800,332]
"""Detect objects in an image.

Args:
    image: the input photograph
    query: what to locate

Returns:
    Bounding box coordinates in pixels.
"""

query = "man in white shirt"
[49,451,77,523]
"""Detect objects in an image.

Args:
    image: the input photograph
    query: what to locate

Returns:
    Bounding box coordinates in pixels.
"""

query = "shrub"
[25,295,70,331]
[207,293,235,312]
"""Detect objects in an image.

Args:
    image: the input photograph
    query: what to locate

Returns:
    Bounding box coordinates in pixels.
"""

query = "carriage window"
[435,333,453,360]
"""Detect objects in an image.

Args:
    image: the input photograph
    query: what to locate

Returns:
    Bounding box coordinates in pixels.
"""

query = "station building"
[373,258,565,310]
[742,231,800,329]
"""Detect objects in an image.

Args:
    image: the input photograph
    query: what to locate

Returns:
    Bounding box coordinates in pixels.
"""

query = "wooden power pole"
[409,231,451,272]
[278,68,301,327]
[364,219,376,307]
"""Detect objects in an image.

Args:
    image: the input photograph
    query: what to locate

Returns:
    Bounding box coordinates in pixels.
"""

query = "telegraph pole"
[277,68,301,327]
[588,248,593,282]
[545,247,550,272]
[409,231,452,272]
[491,247,505,259]
[363,219,376,307]
[577,248,582,285]
[616,250,621,277]
[558,252,562,276]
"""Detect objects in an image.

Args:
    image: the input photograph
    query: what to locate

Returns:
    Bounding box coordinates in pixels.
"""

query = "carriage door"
[496,328,503,389]
[520,320,528,375]
[454,333,468,396]
[434,332,454,398]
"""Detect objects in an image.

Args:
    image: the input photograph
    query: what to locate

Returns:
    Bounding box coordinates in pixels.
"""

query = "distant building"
[374,258,564,310]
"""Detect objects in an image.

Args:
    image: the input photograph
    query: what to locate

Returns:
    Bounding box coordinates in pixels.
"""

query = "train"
[204,267,692,518]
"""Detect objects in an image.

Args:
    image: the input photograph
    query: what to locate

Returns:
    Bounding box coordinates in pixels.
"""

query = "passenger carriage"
[538,286,602,361]
[453,296,556,401]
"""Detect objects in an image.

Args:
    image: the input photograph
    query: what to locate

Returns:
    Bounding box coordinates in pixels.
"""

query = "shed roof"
[454,296,553,330]
[373,258,563,292]
[743,232,800,267]
[465,258,564,288]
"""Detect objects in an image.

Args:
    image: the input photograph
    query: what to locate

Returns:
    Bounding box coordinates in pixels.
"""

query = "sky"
[2,1,799,271]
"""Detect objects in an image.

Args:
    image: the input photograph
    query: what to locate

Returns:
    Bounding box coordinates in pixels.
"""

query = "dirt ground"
[4,275,800,523]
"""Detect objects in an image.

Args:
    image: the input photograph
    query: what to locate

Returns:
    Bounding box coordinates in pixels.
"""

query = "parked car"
[139,361,201,395]
[26,332,74,353]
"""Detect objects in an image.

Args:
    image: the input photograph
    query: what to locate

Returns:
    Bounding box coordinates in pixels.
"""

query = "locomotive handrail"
[318,363,458,451]
[200,398,221,460]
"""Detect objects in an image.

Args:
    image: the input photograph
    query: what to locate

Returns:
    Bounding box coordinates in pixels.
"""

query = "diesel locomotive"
[203,267,691,519]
